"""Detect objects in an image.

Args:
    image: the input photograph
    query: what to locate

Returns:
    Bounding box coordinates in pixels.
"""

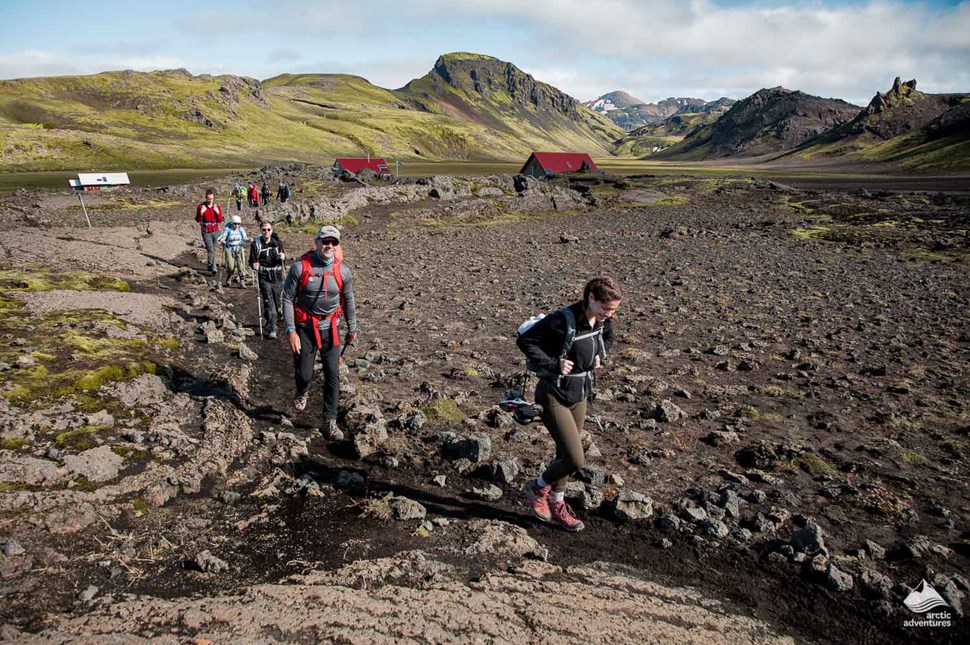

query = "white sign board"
[75,172,130,187]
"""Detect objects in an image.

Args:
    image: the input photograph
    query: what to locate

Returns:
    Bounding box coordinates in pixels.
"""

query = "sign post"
[68,172,130,228]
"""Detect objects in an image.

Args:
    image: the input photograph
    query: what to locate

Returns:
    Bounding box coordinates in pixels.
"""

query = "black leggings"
[535,379,587,492]
[293,325,340,421]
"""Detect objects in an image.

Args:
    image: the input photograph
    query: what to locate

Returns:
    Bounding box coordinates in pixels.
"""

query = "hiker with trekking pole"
[282,225,358,441]
[217,215,251,287]
[516,277,622,532]
[249,220,286,339]
[195,188,224,276]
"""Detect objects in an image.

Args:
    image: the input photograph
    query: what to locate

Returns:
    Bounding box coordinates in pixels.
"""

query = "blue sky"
[1,0,967,105]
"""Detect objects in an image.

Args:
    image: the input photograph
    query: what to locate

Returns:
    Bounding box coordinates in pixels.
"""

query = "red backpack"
[294,252,345,349]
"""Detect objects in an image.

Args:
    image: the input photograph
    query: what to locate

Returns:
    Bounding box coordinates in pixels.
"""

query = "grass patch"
[778,453,836,476]
[790,225,833,241]
[0,437,31,450]
[55,424,111,450]
[0,481,32,493]
[734,405,761,419]
[648,195,689,207]
[897,448,925,463]
[111,444,152,462]
[421,398,465,422]
[0,267,129,293]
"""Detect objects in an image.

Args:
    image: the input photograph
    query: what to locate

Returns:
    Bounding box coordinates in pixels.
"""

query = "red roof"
[522,152,597,174]
[334,158,391,174]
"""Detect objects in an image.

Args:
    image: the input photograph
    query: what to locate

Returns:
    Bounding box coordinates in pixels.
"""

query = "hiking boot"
[293,390,309,411]
[524,480,552,522]
[549,500,584,532]
[267,331,277,339]
[322,419,344,441]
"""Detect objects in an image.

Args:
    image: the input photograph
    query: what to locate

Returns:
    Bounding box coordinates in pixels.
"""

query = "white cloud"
[415,0,970,104]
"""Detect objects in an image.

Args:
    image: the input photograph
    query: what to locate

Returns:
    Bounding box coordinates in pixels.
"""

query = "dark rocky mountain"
[656,87,860,159]
[789,78,970,169]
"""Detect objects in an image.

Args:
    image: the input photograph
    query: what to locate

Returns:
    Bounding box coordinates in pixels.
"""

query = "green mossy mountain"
[0,53,623,171]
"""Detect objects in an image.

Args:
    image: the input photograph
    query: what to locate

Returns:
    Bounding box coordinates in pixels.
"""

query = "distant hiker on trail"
[277,181,291,204]
[218,215,251,287]
[248,182,260,208]
[195,188,224,275]
[260,182,271,206]
[517,277,622,532]
[282,225,358,441]
[249,220,285,339]
[232,183,246,211]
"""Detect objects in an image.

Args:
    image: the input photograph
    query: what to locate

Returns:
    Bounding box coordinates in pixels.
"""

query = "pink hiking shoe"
[524,480,552,522]
[549,500,585,532]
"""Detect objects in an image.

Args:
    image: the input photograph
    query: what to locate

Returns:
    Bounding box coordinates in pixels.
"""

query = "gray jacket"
[282,251,357,334]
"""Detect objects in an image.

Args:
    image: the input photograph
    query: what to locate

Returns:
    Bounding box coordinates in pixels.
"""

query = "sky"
[1,0,968,106]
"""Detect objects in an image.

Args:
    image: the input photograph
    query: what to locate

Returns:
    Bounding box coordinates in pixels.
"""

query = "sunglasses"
[319,238,339,246]
[261,227,273,232]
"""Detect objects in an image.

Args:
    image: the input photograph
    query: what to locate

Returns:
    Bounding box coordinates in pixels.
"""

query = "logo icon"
[903,580,949,614]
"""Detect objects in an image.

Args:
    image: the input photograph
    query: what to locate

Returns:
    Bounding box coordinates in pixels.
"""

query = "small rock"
[825,564,854,592]
[658,513,681,530]
[652,400,686,423]
[195,550,229,574]
[864,539,886,560]
[792,523,827,556]
[469,484,503,502]
[391,496,427,521]
[681,507,708,523]
[3,539,26,556]
[332,470,365,490]
[79,585,99,602]
[238,343,259,361]
[610,490,653,521]
[704,430,740,446]
[432,475,447,487]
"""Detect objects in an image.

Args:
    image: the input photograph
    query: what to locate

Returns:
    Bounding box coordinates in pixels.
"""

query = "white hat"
[316,225,341,241]
[231,215,242,224]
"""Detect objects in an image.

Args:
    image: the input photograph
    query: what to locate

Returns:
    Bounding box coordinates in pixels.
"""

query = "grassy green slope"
[0,62,624,171]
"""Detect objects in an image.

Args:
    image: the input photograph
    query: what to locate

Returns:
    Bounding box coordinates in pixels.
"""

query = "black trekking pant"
[294,325,340,421]
[258,276,283,334]
[536,379,587,492]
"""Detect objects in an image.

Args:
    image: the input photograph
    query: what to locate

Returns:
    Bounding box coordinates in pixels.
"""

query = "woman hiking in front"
[517,277,622,531]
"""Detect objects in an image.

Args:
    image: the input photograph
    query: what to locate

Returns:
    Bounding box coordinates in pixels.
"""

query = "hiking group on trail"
[192,187,622,533]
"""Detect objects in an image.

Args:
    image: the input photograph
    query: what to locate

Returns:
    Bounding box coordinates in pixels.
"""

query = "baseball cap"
[316,225,341,241]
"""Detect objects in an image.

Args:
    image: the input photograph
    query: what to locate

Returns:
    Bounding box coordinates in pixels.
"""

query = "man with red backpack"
[195,187,224,275]
[282,225,358,440]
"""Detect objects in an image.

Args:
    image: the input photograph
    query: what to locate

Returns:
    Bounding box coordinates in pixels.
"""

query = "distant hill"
[788,78,970,170]
[0,53,623,171]
[613,100,735,157]
[584,92,730,132]
[655,87,859,159]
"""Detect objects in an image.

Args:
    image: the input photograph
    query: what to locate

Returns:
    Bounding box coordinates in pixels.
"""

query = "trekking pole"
[254,270,263,339]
